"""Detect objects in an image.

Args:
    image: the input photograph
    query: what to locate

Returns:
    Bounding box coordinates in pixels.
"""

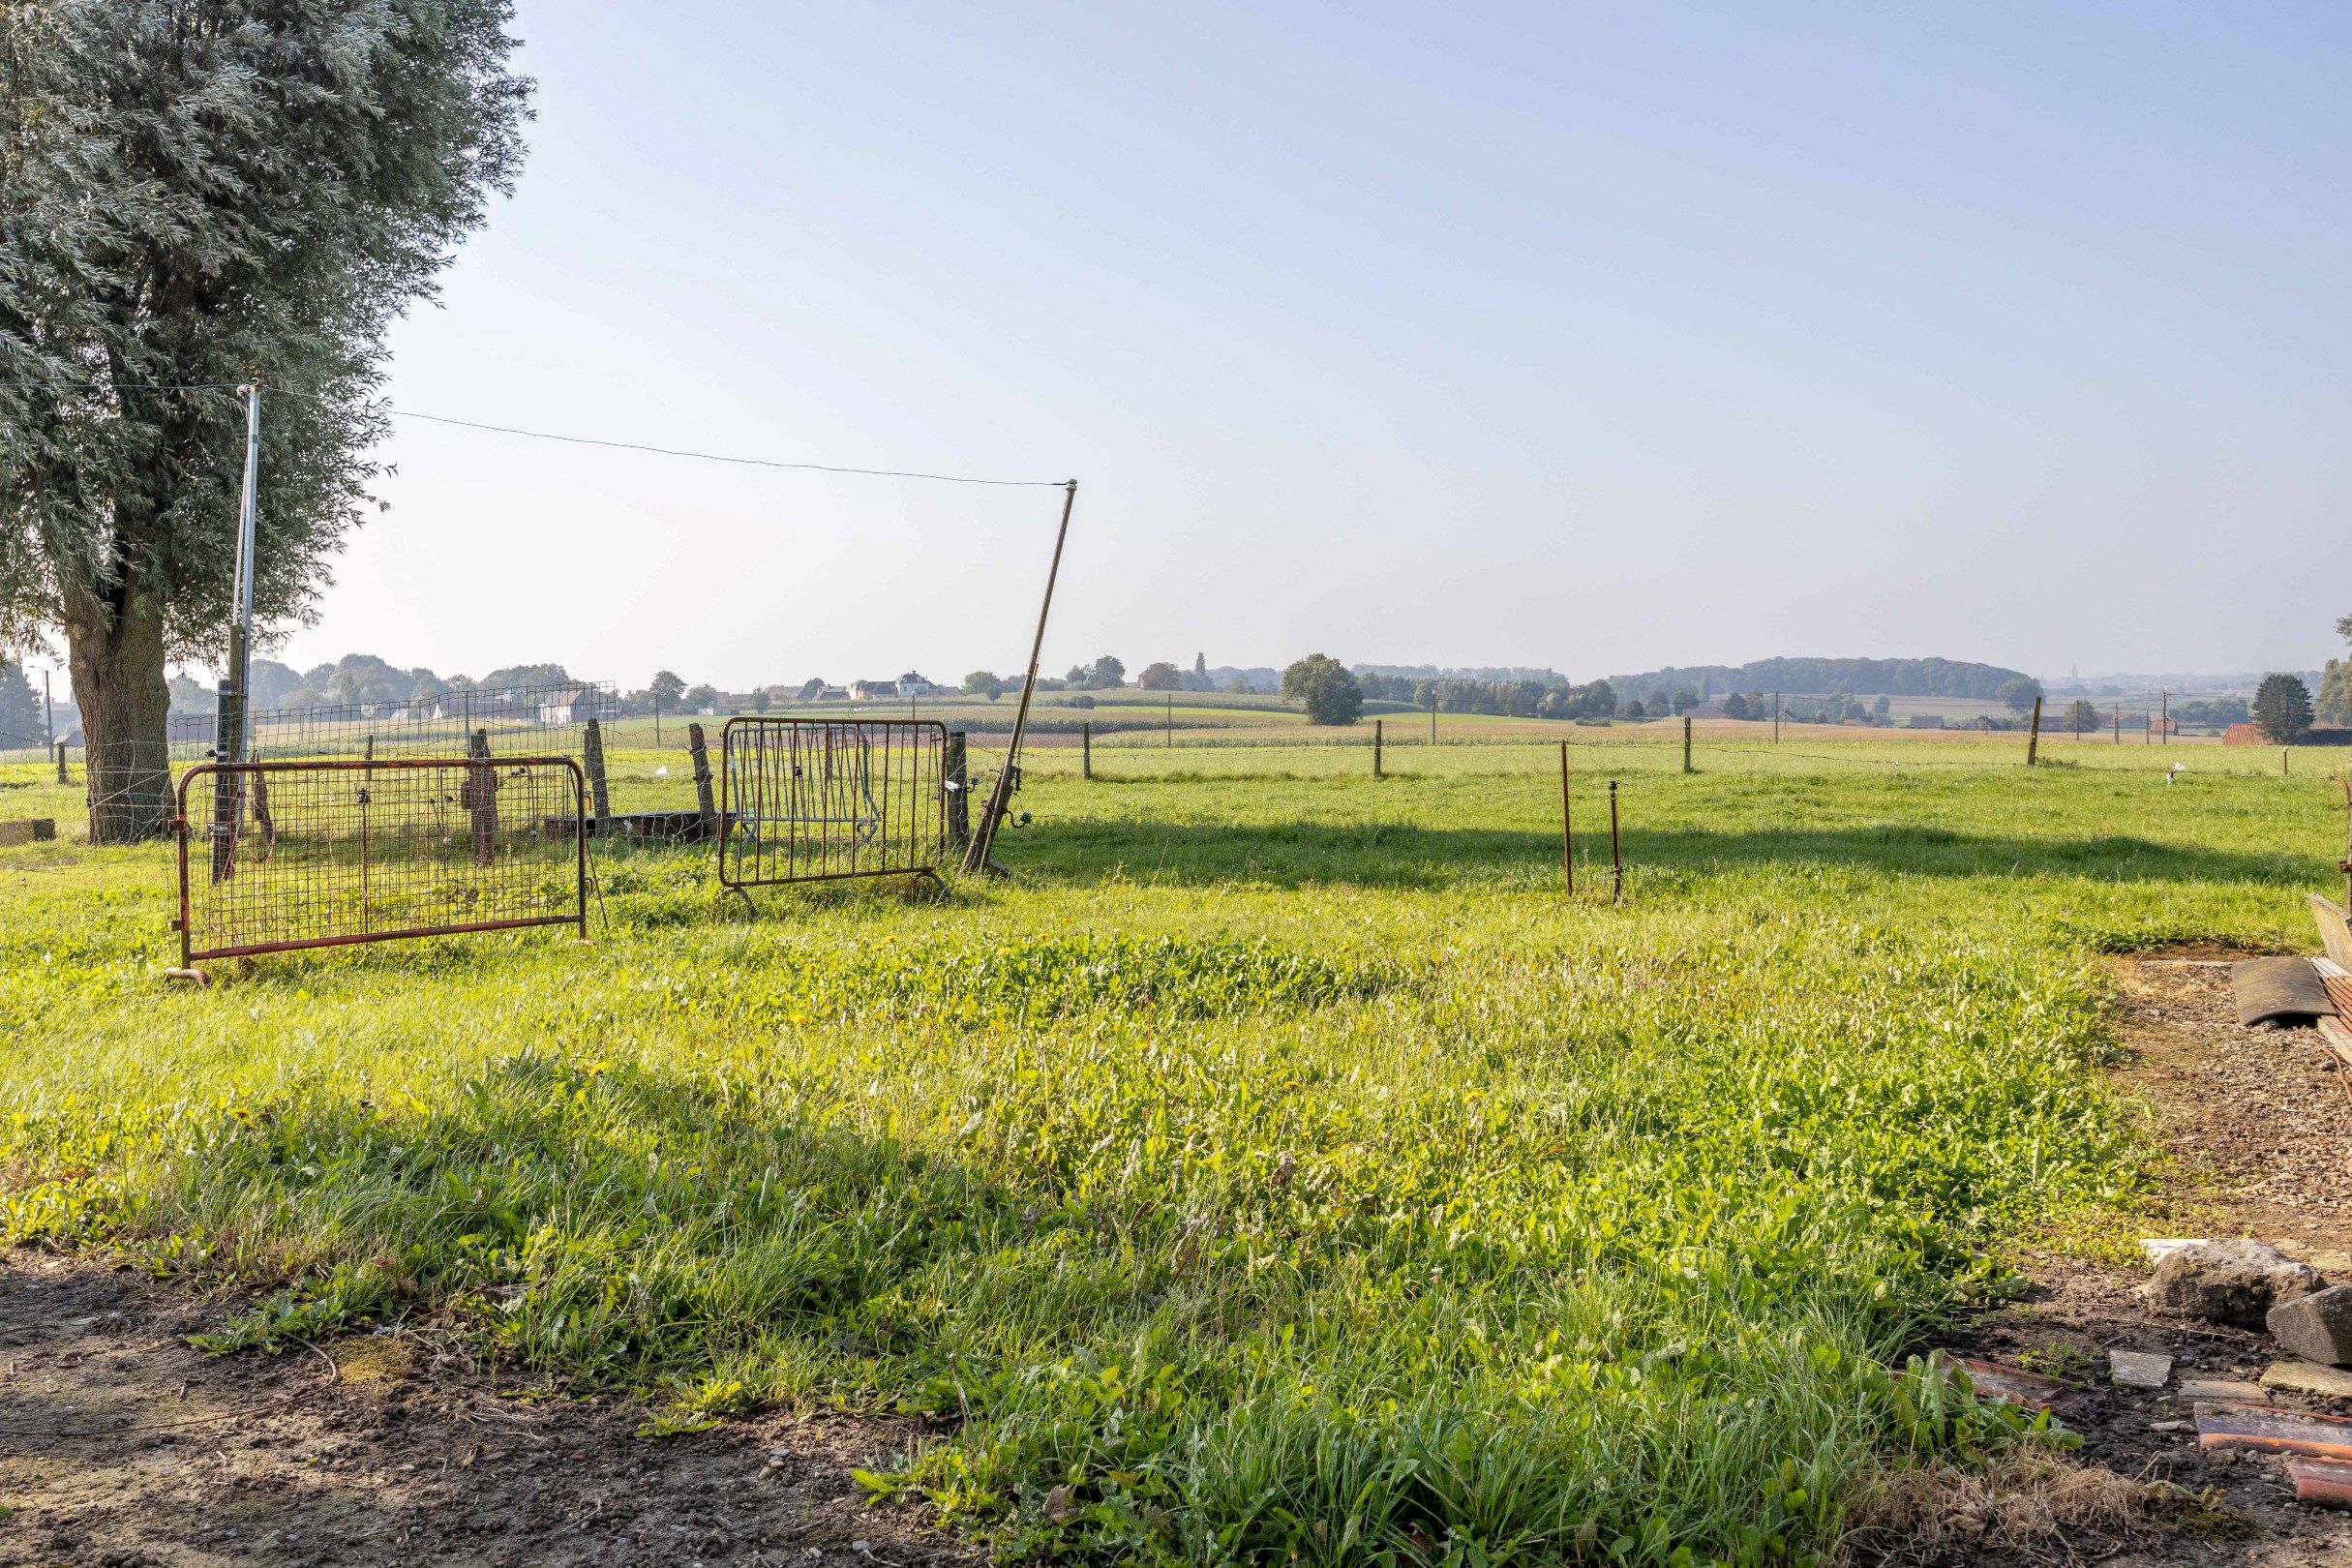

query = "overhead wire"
[2,381,1066,489]
[377,408,1066,488]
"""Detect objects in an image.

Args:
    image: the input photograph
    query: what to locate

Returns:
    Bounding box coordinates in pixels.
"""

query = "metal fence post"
[1558,741,1573,894]
[1609,779,1623,904]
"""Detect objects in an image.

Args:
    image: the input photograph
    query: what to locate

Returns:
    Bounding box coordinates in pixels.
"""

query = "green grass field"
[2,738,2345,1564]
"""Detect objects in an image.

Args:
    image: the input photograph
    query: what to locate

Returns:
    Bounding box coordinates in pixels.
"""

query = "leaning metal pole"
[962,479,1077,876]
[210,383,261,878]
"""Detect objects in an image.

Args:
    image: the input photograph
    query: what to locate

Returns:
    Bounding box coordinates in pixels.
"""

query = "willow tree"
[0,2,528,839]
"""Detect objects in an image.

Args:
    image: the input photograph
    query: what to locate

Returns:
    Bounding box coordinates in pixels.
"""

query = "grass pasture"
[1,739,2344,1564]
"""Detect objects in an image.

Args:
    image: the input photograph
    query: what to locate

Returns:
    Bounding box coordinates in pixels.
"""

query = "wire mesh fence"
[718,718,950,890]
[12,682,619,843]
[163,681,620,764]
[174,756,587,967]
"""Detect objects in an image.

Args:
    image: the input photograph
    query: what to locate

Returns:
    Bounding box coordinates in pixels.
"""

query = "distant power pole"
[1773,692,1781,743]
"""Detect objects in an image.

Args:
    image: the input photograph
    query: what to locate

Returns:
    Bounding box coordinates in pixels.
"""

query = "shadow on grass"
[1014,820,2318,890]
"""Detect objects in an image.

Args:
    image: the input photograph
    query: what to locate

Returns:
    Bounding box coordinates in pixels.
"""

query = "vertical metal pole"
[1166,694,1173,748]
[2026,695,2041,768]
[209,384,260,883]
[221,382,259,766]
[1608,779,1622,904]
[1558,741,1573,894]
[1429,688,1437,744]
[41,668,52,752]
[2160,688,2168,744]
[965,480,1077,876]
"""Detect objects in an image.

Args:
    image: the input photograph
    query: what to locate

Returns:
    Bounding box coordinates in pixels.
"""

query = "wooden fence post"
[945,729,970,850]
[2026,696,2041,768]
[582,717,612,825]
[1082,720,1093,781]
[687,722,717,839]
[1682,714,1692,774]
[53,739,67,785]
[462,728,498,865]
[1373,718,1383,778]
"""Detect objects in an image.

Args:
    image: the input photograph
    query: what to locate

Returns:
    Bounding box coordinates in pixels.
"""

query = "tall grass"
[0,745,2337,1563]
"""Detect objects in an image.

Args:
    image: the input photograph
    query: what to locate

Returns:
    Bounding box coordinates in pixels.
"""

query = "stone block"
[2269,1283,2352,1369]
[2145,1239,2319,1330]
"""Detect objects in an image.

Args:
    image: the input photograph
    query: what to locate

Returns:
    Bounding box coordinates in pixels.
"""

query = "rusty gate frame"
[717,717,950,894]
[173,755,588,969]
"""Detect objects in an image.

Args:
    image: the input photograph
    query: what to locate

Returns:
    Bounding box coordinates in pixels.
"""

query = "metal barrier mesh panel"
[720,719,947,887]
[178,758,586,961]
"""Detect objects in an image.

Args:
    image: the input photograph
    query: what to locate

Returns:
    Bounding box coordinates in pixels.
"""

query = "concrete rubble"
[2144,1238,2321,1330]
[2269,1282,2352,1368]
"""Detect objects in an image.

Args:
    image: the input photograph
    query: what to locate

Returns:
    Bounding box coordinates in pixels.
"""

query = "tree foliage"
[2319,613,2352,728]
[0,656,44,747]
[1064,655,1126,690]
[2251,673,2313,744]
[1996,677,2043,715]
[0,1,530,836]
[1282,654,1362,726]
[1136,661,1183,690]
[961,670,1004,699]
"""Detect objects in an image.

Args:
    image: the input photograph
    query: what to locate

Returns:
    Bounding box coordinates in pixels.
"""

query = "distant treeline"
[1603,656,2033,700]
[1356,672,1619,719]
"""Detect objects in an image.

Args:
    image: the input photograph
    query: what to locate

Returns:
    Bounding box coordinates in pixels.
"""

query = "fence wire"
[719,718,949,889]
[175,757,587,964]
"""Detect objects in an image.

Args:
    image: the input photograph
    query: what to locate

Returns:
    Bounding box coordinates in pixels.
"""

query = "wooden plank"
[2313,895,2352,972]
[2321,972,2352,1019]
[2317,1015,2352,1069]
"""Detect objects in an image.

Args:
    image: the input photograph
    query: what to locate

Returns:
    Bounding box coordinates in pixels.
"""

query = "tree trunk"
[64,588,175,842]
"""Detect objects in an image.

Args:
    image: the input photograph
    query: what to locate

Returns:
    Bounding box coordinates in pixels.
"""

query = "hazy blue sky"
[251,2,2348,690]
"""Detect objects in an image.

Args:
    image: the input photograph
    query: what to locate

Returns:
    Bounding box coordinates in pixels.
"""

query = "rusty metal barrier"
[173,756,588,973]
[718,718,949,893]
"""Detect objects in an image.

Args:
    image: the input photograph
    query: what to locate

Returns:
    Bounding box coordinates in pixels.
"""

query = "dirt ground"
[0,1259,972,1568]
[6,956,2352,1565]
[1932,957,2352,1567]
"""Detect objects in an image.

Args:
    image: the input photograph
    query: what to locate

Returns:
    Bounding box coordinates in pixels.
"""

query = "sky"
[186,2,2352,693]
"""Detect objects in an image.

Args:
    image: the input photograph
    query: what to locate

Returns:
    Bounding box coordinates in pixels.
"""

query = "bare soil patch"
[1926,957,2352,1567]
[0,1256,968,1568]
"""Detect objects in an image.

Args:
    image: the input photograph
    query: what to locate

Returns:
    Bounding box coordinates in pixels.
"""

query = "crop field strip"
[0,741,2343,1563]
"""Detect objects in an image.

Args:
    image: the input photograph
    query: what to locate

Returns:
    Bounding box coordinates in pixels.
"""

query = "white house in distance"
[537,688,599,725]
